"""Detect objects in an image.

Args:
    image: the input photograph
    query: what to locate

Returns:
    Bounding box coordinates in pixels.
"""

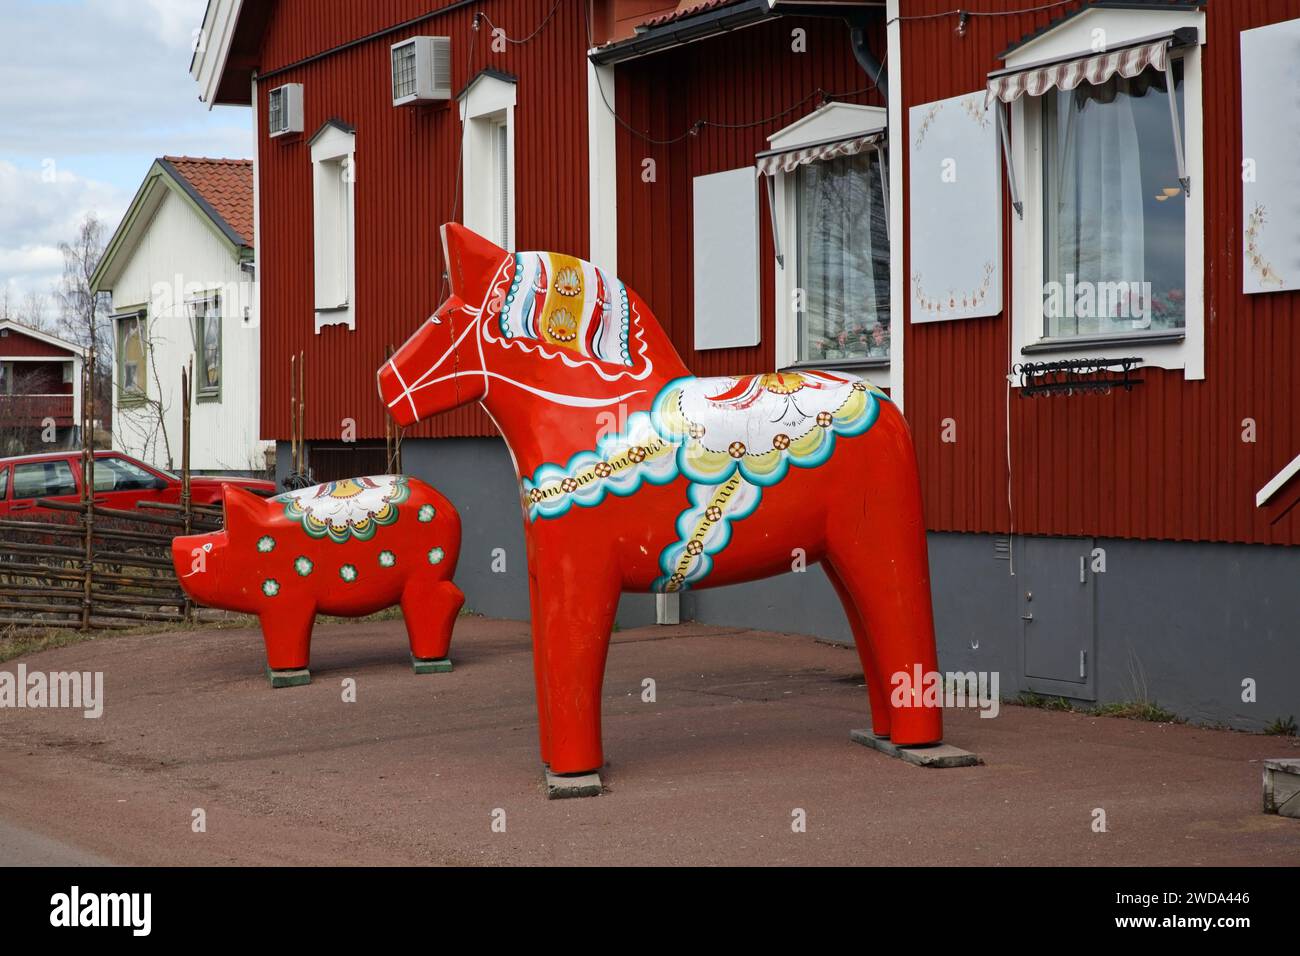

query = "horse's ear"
[442,223,509,307]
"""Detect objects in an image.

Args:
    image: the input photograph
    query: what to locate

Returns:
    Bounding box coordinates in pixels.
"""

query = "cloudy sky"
[0,0,252,315]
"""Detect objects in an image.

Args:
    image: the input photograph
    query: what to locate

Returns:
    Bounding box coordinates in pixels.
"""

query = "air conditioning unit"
[267,83,303,137]
[391,37,451,106]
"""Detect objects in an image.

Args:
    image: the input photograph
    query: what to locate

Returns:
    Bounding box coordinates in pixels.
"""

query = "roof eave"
[589,0,777,65]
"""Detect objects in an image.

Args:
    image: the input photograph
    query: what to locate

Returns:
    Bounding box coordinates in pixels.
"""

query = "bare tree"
[55,213,114,445]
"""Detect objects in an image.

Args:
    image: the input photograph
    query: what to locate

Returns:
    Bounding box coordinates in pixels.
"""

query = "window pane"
[0,467,8,498]
[1042,62,1185,337]
[191,297,221,391]
[13,460,77,499]
[796,151,890,362]
[94,456,158,492]
[495,122,510,248]
[119,316,145,395]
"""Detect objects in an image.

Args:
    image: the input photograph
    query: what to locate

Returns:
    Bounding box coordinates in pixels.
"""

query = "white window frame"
[460,73,516,251]
[768,102,892,388]
[311,123,356,332]
[186,291,222,400]
[1006,7,1206,380]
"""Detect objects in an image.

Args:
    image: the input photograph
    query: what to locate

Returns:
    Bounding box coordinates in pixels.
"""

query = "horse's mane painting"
[496,252,634,367]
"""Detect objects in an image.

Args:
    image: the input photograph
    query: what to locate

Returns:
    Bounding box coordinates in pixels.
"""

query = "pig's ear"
[221,484,265,533]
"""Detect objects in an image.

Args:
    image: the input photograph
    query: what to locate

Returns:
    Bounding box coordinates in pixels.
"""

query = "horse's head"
[380,223,685,428]
[378,223,505,426]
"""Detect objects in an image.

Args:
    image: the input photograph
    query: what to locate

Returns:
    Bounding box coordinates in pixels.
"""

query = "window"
[1041,63,1185,338]
[492,120,510,250]
[0,467,8,499]
[796,150,890,362]
[93,456,164,492]
[310,121,356,331]
[762,102,892,379]
[116,313,146,401]
[1002,10,1205,379]
[12,460,77,499]
[0,362,10,394]
[188,294,222,399]
[460,71,516,251]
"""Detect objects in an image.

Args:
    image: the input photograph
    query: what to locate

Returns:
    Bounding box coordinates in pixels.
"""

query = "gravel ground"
[0,615,1296,866]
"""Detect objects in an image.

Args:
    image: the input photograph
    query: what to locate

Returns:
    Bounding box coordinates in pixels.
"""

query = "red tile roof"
[638,0,743,31]
[162,156,254,249]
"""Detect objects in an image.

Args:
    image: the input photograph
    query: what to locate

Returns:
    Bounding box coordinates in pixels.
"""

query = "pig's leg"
[260,603,316,687]
[533,558,621,783]
[403,577,463,672]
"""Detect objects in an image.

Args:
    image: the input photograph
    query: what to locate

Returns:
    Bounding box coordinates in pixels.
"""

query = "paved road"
[0,616,1296,866]
[0,818,110,866]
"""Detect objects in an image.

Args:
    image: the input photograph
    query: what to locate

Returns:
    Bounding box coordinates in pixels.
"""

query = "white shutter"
[692,167,760,350]
[908,91,1003,323]
[1241,17,1300,294]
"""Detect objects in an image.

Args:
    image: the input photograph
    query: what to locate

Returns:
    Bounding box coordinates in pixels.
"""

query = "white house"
[91,156,270,475]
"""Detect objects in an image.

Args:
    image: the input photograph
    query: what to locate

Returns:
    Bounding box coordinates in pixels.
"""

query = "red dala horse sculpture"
[378,224,943,778]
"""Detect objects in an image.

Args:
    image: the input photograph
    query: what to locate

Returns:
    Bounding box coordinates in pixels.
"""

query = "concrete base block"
[545,769,604,799]
[1263,758,1300,818]
[850,729,983,768]
[265,666,311,688]
[411,656,453,675]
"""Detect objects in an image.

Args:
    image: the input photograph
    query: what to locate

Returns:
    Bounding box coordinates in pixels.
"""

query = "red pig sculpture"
[172,475,464,687]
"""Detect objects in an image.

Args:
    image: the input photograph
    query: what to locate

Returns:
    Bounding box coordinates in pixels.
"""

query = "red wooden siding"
[897,0,1300,547]
[612,15,888,378]
[0,330,75,358]
[254,0,592,442]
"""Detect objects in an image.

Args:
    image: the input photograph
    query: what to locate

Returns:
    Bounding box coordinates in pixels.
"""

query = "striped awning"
[755,131,884,177]
[985,38,1170,106]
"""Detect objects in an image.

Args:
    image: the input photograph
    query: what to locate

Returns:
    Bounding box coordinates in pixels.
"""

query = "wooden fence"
[0,360,220,632]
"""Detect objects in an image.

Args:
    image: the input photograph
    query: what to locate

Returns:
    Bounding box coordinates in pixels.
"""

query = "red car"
[0,450,276,518]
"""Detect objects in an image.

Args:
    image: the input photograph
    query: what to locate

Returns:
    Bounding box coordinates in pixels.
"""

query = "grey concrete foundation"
[849,730,983,768]
[545,770,603,799]
[278,436,1300,731]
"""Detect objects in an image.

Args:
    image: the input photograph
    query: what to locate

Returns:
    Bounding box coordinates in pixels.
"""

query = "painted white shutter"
[1241,17,1300,294]
[692,167,760,350]
[908,91,1003,322]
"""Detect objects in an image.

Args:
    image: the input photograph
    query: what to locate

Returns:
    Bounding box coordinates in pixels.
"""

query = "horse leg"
[526,563,554,766]
[823,560,893,738]
[532,560,621,775]
[825,468,943,745]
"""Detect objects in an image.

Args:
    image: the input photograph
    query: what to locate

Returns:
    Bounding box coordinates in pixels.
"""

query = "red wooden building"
[192,0,1300,727]
[0,321,85,453]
